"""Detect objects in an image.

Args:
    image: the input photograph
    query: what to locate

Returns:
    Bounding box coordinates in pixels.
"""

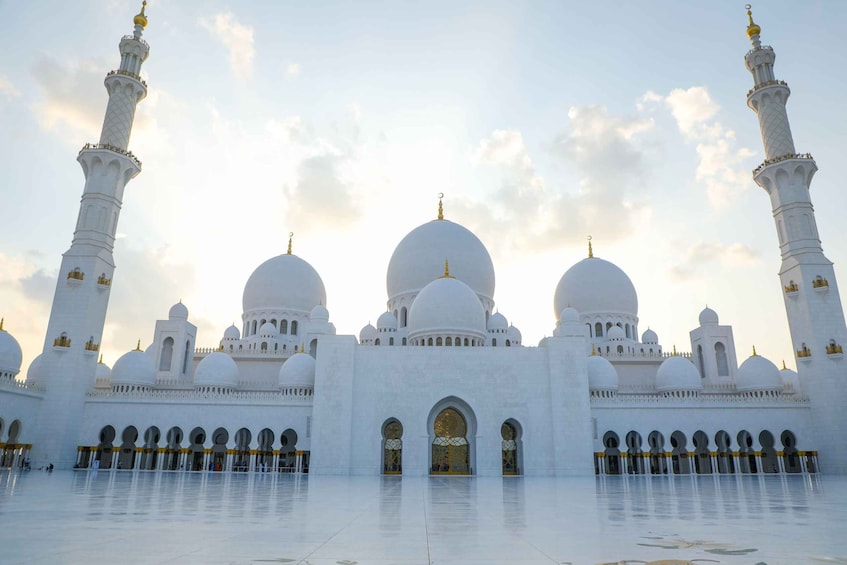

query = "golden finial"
[752,345,758,357]
[437,192,444,220]
[587,235,593,258]
[98,354,104,364]
[287,232,293,255]
[0,318,4,332]
[672,345,678,356]
[440,259,455,279]
[135,339,142,351]
[218,342,224,352]
[745,4,761,38]
[782,359,787,370]
[134,1,148,28]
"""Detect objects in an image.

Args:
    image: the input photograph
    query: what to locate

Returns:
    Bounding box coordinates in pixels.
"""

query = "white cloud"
[283,153,360,230]
[286,63,301,77]
[669,241,761,280]
[30,56,106,137]
[0,74,20,98]
[200,13,255,81]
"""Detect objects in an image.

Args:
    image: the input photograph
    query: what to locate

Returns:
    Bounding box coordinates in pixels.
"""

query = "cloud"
[30,56,106,136]
[283,153,360,230]
[669,241,761,280]
[646,87,754,207]
[0,74,20,98]
[286,63,301,77]
[200,13,255,81]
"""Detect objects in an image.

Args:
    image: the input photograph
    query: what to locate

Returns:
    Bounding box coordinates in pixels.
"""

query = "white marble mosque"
[0,4,846,480]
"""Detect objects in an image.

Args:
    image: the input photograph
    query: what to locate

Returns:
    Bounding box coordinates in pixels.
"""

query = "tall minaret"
[744,6,847,473]
[30,3,150,468]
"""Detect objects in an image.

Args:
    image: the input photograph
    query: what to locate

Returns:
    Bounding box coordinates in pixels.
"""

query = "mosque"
[0,5,845,476]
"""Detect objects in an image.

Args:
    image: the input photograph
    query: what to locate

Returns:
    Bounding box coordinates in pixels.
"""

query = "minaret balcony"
[796,346,812,362]
[752,153,814,176]
[84,340,100,354]
[67,268,85,281]
[746,79,788,99]
[78,143,142,168]
[783,281,799,296]
[53,336,72,349]
[106,69,147,88]
[97,275,112,288]
[812,276,829,293]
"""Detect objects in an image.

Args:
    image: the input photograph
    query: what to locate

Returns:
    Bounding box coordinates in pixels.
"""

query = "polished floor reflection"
[0,470,844,564]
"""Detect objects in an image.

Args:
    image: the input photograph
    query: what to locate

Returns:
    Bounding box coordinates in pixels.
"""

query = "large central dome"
[387,219,495,302]
[242,254,327,313]
[554,256,638,319]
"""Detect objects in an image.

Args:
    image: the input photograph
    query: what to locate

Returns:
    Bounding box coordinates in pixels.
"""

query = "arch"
[159,337,174,371]
[428,397,476,475]
[234,428,252,472]
[210,427,229,471]
[279,428,298,472]
[625,431,644,474]
[715,430,735,474]
[595,322,603,337]
[715,342,729,376]
[189,427,207,471]
[400,307,408,327]
[669,430,690,474]
[165,427,183,470]
[96,425,116,469]
[291,320,298,335]
[115,425,138,470]
[257,428,274,472]
[737,430,756,473]
[501,419,522,475]
[759,430,778,473]
[625,324,631,339]
[648,431,667,475]
[697,344,705,378]
[382,419,403,475]
[251,320,257,335]
[141,426,160,470]
[280,320,288,334]
[309,339,318,357]
[780,430,801,473]
[602,431,621,475]
[183,340,191,374]
[692,430,712,474]
[375,338,381,346]
[436,337,443,346]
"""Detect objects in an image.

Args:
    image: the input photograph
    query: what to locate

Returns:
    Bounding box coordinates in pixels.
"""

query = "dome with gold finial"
[134,1,148,28]
[745,4,760,38]
[0,318,23,378]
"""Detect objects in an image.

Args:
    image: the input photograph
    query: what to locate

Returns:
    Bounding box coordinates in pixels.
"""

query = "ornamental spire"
[287,232,293,255]
[0,317,4,331]
[745,4,761,42]
[437,192,444,220]
[134,1,148,30]
[587,235,593,258]
[135,339,142,351]
[752,345,758,357]
[441,259,454,278]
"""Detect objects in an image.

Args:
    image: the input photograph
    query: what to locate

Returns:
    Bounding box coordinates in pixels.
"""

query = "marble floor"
[0,470,844,565]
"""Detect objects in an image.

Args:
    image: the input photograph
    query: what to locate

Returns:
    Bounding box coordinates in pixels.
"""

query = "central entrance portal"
[431,408,470,475]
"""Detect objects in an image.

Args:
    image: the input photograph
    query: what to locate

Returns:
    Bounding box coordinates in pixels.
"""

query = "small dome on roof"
[554,256,638,320]
[507,325,522,344]
[194,352,238,389]
[488,312,508,331]
[169,301,188,321]
[559,307,580,324]
[243,253,327,314]
[112,349,156,387]
[25,353,45,387]
[311,304,329,323]
[737,353,782,392]
[587,355,618,391]
[0,322,23,375]
[359,323,377,342]
[699,306,719,326]
[259,322,277,337]
[223,324,240,340]
[408,276,486,340]
[656,356,702,392]
[95,359,112,382]
[779,364,801,394]
[607,325,625,341]
[279,353,316,388]
[377,311,397,331]
[641,328,658,344]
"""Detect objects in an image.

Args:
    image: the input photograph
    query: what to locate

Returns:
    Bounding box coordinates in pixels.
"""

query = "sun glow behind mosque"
[1,1,847,374]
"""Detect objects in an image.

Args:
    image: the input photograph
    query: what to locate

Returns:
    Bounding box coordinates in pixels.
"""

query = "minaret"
[30,3,150,469]
[744,6,847,473]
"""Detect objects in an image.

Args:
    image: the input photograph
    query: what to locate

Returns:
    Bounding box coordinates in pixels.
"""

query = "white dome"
[737,354,782,392]
[0,327,23,375]
[168,301,188,320]
[223,324,240,340]
[554,257,638,320]
[377,311,397,331]
[387,219,495,302]
[560,307,580,324]
[587,355,619,391]
[641,328,658,344]
[25,353,45,387]
[699,306,719,326]
[656,356,702,392]
[608,325,625,341]
[194,352,238,389]
[780,366,801,394]
[408,276,486,339]
[311,304,329,323]
[259,322,277,337]
[278,353,316,388]
[95,360,112,382]
[112,349,156,387]
[507,325,522,344]
[242,253,327,314]
[359,323,377,342]
[488,312,508,331]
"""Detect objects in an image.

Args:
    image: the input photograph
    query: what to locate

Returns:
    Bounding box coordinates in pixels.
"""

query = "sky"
[1,1,847,376]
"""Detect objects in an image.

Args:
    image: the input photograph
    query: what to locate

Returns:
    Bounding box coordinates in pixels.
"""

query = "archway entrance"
[382,420,403,475]
[501,421,520,475]
[431,408,470,475]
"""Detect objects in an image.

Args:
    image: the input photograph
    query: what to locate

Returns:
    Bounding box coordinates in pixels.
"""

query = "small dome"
[377,311,397,331]
[587,355,619,391]
[259,322,277,337]
[25,353,45,387]
[607,325,625,341]
[359,323,377,342]
[311,304,329,323]
[507,325,522,344]
[242,253,327,314]
[641,328,658,344]
[194,352,238,389]
[408,276,486,340]
[168,301,188,321]
[95,359,112,382]
[699,306,719,326]
[223,324,240,340]
[780,365,801,394]
[656,356,702,392]
[387,219,495,302]
[487,312,508,331]
[554,257,638,320]
[112,349,156,387]
[0,324,23,375]
[278,352,316,388]
[560,307,580,324]
[737,354,782,392]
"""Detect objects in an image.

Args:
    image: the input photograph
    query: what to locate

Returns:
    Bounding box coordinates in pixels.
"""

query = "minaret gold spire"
[287,232,293,255]
[745,4,760,38]
[437,192,444,220]
[98,354,104,364]
[441,259,453,278]
[135,339,142,351]
[134,1,148,29]
[782,359,787,370]
[0,318,4,332]
[752,345,758,356]
[587,235,593,258]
